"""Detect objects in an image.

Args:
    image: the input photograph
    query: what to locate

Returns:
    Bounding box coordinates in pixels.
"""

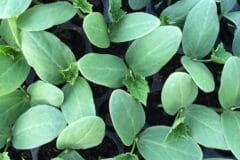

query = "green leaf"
[56,150,85,160]
[0,126,10,149]
[12,105,66,149]
[0,46,30,96]
[219,56,240,109]
[224,11,240,27]
[221,0,236,14]
[109,12,160,42]
[181,56,215,93]
[7,18,21,48]
[211,43,232,64]
[108,0,126,23]
[61,77,96,124]
[185,104,228,150]
[60,62,79,85]
[109,89,145,146]
[73,0,93,13]
[0,152,10,160]
[0,20,18,48]
[182,0,219,58]
[128,0,150,10]
[123,74,149,105]
[222,111,240,159]
[57,116,105,149]
[83,12,110,48]
[21,31,76,85]
[115,153,139,160]
[17,2,76,31]
[0,89,30,127]
[137,126,203,160]
[164,117,189,143]
[27,80,64,107]
[160,0,199,25]
[0,0,31,19]
[233,28,240,57]
[161,72,198,115]
[78,53,128,88]
[125,26,182,77]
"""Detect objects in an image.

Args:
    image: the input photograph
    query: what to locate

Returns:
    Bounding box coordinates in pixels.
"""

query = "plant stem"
[77,10,85,19]
[32,0,42,5]
[3,140,10,152]
[130,139,137,154]
[209,107,224,113]
[193,59,212,63]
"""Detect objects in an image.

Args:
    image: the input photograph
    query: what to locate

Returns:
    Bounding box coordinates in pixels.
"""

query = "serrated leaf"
[0,152,10,160]
[61,77,96,124]
[164,117,189,142]
[219,56,240,109]
[161,72,198,115]
[57,116,105,149]
[123,74,149,105]
[181,56,215,92]
[73,0,93,13]
[211,43,232,64]
[128,0,150,10]
[83,12,110,48]
[233,28,240,57]
[115,153,139,160]
[109,89,145,146]
[137,126,203,160]
[12,105,67,149]
[17,2,77,31]
[27,80,64,107]
[108,0,126,23]
[60,62,79,85]
[182,0,219,58]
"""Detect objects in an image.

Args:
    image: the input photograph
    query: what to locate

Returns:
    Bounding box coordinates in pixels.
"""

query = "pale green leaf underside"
[21,31,76,85]
[219,56,240,108]
[109,89,145,146]
[61,77,96,124]
[220,0,236,14]
[83,12,110,48]
[110,12,160,42]
[0,0,31,19]
[126,26,182,77]
[78,53,128,88]
[233,28,240,57]
[222,111,240,159]
[137,126,203,160]
[27,80,64,107]
[161,72,198,115]
[185,104,228,150]
[128,0,150,10]
[57,116,105,149]
[181,56,215,93]
[182,0,219,58]
[12,105,66,149]
[17,2,76,31]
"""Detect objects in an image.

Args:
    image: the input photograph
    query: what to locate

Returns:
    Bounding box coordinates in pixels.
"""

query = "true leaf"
[83,12,110,48]
[224,11,240,27]
[78,53,128,88]
[0,46,30,96]
[12,105,66,149]
[115,153,139,160]
[125,26,182,77]
[181,56,215,93]
[233,28,240,57]
[109,12,160,42]
[161,72,198,115]
[182,0,219,58]
[61,77,96,124]
[73,0,93,13]
[0,152,10,160]
[27,80,64,107]
[137,126,203,160]
[219,56,240,109]
[128,0,150,10]
[211,43,232,64]
[17,2,76,31]
[108,0,126,23]
[160,0,199,25]
[220,0,236,14]
[185,104,228,150]
[21,31,76,85]
[123,74,149,105]
[109,89,145,146]
[0,0,31,19]
[57,116,105,149]
[56,150,85,160]
[60,62,79,85]
[221,111,240,159]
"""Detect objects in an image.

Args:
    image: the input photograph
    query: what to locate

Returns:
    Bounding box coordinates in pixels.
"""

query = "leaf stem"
[130,139,137,154]
[32,0,42,5]
[77,10,85,19]
[192,59,212,63]
[209,107,224,113]
[3,139,10,152]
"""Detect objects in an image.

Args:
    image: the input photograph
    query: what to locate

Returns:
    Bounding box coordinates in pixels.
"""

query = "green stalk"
[192,59,212,63]
[32,0,42,5]
[77,10,85,19]
[130,139,137,154]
